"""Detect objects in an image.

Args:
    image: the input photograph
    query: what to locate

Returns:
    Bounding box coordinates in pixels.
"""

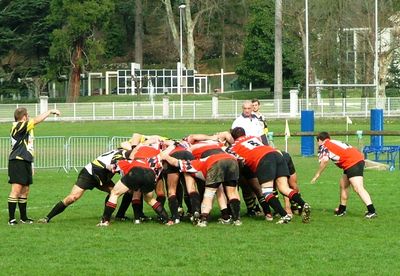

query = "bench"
[363,145,400,170]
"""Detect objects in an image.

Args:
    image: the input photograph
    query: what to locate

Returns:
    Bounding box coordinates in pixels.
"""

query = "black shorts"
[164,150,194,174]
[344,160,365,178]
[256,152,290,183]
[240,162,257,180]
[75,168,115,191]
[121,167,156,194]
[205,159,239,188]
[282,151,296,175]
[8,159,32,186]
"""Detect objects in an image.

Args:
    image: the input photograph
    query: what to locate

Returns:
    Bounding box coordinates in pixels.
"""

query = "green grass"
[0,119,399,275]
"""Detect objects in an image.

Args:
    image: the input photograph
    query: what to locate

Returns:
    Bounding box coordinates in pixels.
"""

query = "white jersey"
[231,114,264,137]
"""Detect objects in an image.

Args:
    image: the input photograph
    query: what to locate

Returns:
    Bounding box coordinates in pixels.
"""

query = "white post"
[374,0,379,106]
[39,96,48,114]
[52,82,56,98]
[289,89,299,117]
[305,0,310,110]
[179,3,186,116]
[163,96,169,118]
[88,74,91,96]
[212,94,218,118]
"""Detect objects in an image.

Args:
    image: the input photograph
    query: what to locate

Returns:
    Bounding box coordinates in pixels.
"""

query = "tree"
[162,0,218,69]
[102,0,135,58]
[135,0,144,66]
[48,0,113,102]
[0,0,52,98]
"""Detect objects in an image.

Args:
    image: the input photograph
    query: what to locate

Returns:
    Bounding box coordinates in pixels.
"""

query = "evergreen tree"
[48,0,114,102]
[0,0,52,98]
[236,0,303,91]
[236,0,275,89]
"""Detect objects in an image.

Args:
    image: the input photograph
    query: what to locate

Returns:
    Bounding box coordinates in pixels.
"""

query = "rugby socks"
[288,190,305,207]
[104,194,110,204]
[337,204,347,214]
[168,195,179,220]
[229,199,241,221]
[244,194,257,212]
[200,213,209,222]
[18,197,28,220]
[220,208,231,220]
[102,201,117,222]
[184,194,192,214]
[132,199,144,220]
[46,201,67,221]
[189,192,201,215]
[258,196,272,215]
[367,204,376,214]
[152,201,169,223]
[8,196,18,221]
[156,195,166,207]
[115,192,132,218]
[176,182,184,207]
[266,194,287,217]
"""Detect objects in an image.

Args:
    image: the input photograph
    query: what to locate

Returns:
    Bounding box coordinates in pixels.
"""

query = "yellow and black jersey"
[9,119,35,162]
[85,149,130,175]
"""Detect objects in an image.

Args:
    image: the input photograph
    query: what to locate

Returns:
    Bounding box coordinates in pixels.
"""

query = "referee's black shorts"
[8,159,33,186]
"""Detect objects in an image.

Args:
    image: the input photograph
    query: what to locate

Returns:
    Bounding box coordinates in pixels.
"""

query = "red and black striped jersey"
[177,152,236,181]
[190,140,225,159]
[318,139,364,170]
[230,136,276,172]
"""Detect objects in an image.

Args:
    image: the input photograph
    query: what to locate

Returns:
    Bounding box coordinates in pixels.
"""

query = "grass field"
[0,119,399,275]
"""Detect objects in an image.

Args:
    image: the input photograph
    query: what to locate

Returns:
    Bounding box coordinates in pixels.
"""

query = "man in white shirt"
[232,100,264,137]
[231,100,265,218]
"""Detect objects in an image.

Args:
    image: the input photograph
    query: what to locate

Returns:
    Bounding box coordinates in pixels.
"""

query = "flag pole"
[285,119,290,152]
[346,116,352,142]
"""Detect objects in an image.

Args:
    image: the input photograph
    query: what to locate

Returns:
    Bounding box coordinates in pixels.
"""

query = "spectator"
[251,98,269,145]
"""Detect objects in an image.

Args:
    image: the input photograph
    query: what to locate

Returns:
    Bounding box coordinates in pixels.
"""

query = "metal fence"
[0,136,130,171]
[1,97,399,122]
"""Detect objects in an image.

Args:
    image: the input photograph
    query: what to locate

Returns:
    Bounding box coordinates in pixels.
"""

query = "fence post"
[289,89,298,117]
[40,96,49,114]
[212,93,219,118]
[163,95,169,118]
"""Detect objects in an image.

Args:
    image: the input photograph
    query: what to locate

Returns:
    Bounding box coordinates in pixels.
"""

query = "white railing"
[0,97,399,122]
[0,136,130,171]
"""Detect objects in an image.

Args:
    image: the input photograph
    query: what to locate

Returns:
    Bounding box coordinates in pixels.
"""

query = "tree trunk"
[162,0,179,53]
[185,1,195,69]
[68,40,83,103]
[220,0,226,70]
[274,0,283,105]
[376,51,393,109]
[135,0,143,67]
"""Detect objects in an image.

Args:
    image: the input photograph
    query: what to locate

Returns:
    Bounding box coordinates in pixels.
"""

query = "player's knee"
[204,189,216,199]
[262,187,274,202]
[66,194,80,204]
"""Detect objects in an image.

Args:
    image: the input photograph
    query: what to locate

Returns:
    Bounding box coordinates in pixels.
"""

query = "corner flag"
[346,116,353,124]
